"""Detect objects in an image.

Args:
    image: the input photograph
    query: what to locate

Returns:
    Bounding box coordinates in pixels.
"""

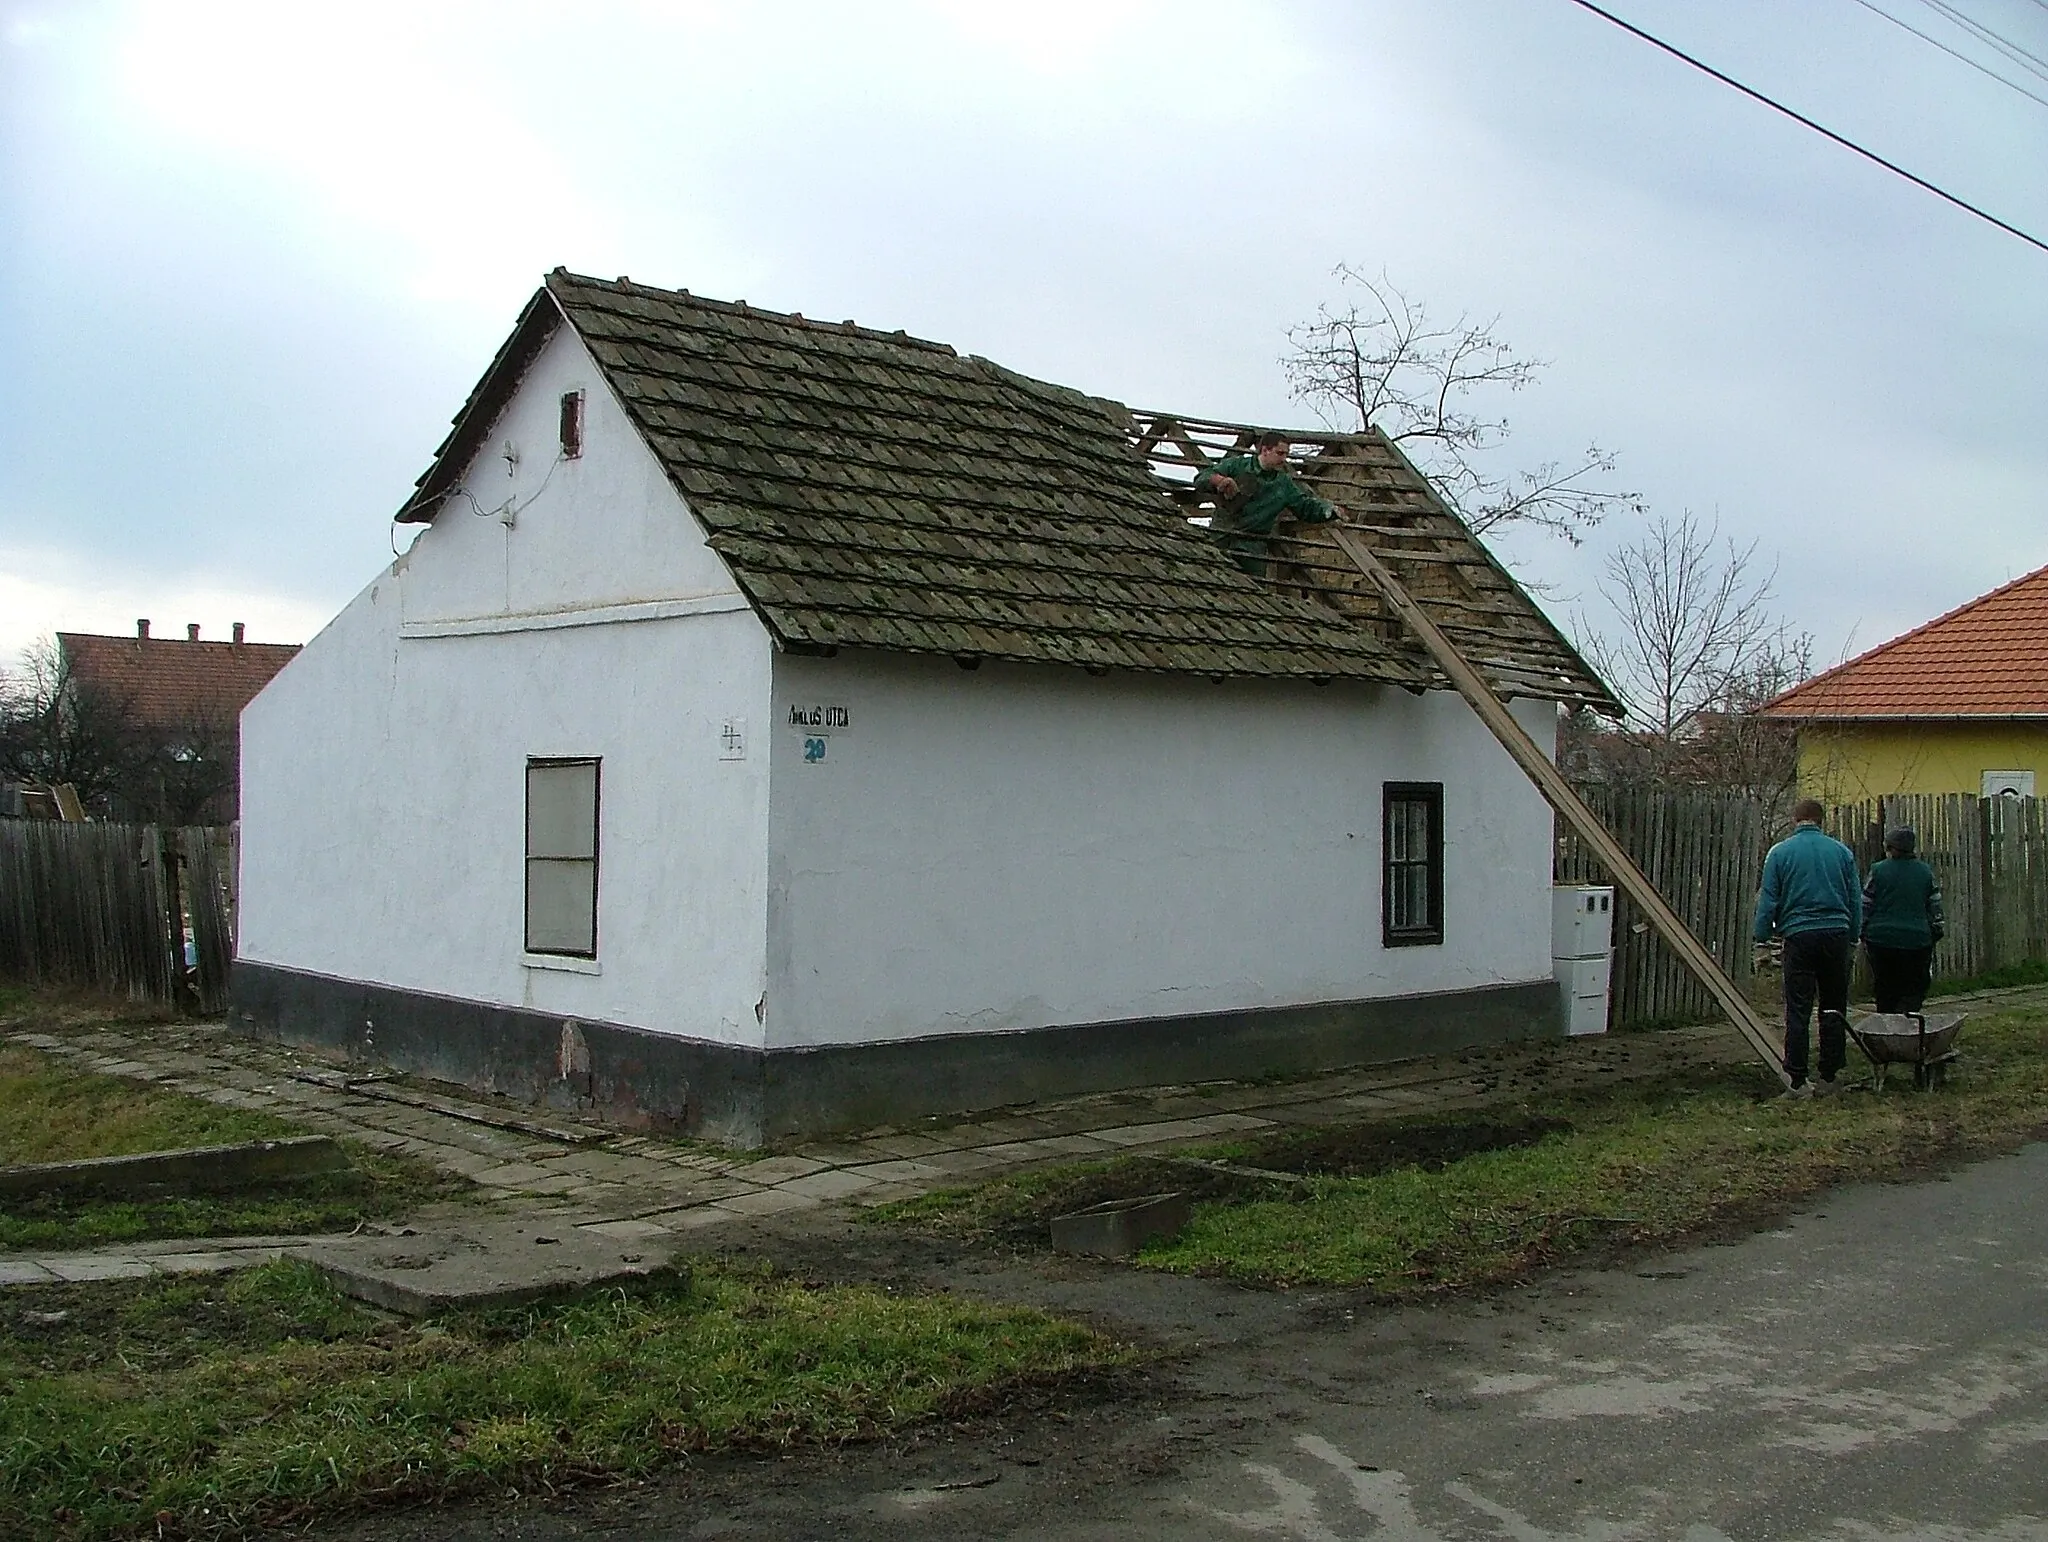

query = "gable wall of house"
[237,323,778,1074]
[1797,721,2048,800]
[764,651,1559,1050]
[399,323,742,627]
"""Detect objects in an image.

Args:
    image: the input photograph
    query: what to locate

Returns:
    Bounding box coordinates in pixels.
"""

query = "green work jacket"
[1193,454,1336,536]
[1862,856,1945,949]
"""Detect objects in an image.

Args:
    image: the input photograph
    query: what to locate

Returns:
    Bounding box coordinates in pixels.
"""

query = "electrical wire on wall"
[386,449,570,556]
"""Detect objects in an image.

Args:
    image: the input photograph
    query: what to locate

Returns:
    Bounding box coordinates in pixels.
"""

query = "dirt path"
[327,1139,2048,1542]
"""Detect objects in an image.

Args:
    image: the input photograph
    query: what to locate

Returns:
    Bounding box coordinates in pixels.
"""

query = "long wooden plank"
[1330,525,1789,1084]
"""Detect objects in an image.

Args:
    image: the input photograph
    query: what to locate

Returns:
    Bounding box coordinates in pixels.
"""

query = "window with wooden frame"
[525,758,600,958]
[1382,782,1444,947]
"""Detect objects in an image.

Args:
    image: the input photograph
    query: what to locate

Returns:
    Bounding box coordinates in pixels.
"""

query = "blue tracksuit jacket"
[1753,823,1862,941]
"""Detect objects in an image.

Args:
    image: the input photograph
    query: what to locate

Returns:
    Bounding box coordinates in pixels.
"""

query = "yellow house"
[1763,562,2048,801]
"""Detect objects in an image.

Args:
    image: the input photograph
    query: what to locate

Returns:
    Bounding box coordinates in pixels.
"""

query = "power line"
[1562,0,2048,255]
[1848,0,2048,108]
[1912,0,2048,80]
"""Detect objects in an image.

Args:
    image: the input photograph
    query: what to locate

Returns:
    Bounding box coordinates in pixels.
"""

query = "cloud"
[0,544,337,663]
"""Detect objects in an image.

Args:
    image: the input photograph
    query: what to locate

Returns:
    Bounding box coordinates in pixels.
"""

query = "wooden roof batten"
[1127,410,1621,715]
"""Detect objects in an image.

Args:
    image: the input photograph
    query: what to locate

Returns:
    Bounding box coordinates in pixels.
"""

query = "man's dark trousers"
[1784,929,1851,1084]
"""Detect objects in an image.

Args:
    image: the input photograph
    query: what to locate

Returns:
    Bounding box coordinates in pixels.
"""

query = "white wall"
[400,324,738,627]
[240,319,775,1047]
[764,652,1559,1049]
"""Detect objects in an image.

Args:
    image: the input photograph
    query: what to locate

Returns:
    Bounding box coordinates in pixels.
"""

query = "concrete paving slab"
[514,1172,589,1196]
[772,1168,881,1201]
[1021,1133,1122,1156]
[42,1254,156,1283]
[971,1140,1056,1164]
[651,1205,735,1231]
[917,1148,1009,1177]
[840,1158,949,1183]
[1090,1113,1273,1147]
[846,1133,958,1160]
[0,1258,57,1286]
[848,1181,929,1206]
[712,1187,822,1217]
[303,1218,680,1316]
[737,1155,830,1184]
[148,1250,270,1274]
[468,1162,559,1188]
[574,1217,673,1242]
[956,1116,1060,1144]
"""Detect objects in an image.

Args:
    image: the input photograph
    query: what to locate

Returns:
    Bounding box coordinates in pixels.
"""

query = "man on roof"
[1193,431,1345,577]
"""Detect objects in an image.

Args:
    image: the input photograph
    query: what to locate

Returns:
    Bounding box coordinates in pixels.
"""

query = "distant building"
[1762,563,2048,801]
[60,622,301,824]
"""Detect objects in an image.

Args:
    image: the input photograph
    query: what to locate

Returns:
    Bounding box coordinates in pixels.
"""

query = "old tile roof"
[59,631,301,733]
[1763,562,2048,720]
[397,270,1609,702]
[1130,414,1616,712]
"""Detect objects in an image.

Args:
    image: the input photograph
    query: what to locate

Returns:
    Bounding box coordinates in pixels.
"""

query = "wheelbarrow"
[1847,1011,1966,1091]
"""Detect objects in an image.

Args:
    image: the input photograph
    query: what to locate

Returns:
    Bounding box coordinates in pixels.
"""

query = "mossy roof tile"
[399,272,1500,685]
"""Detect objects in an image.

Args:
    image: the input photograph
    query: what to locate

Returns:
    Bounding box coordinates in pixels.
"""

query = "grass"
[0,1045,296,1166]
[0,1039,468,1254]
[1930,958,2048,997]
[882,995,2048,1294]
[0,1258,1125,1542]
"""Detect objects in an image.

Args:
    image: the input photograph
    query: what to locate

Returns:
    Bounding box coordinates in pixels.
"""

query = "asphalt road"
[361,1142,2048,1542]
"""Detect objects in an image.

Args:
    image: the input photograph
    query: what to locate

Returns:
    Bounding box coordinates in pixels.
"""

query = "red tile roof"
[1763,563,2048,720]
[59,629,301,733]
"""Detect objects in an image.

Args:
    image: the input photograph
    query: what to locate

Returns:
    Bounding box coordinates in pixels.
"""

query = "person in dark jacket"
[1862,826,1945,1012]
[1753,798,1862,1095]
[1193,431,1345,576]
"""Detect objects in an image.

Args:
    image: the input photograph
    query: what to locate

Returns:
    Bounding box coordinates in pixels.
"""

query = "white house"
[235,271,1617,1145]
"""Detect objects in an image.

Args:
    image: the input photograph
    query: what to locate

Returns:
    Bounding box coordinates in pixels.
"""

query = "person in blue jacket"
[1753,798,1862,1096]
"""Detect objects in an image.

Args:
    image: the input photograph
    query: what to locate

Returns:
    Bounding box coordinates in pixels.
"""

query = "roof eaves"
[395,284,567,523]
[1761,560,2048,714]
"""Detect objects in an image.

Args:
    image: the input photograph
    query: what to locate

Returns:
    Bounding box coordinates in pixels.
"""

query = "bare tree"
[0,639,136,811]
[1284,266,1641,543]
[1574,510,1811,807]
[130,707,239,827]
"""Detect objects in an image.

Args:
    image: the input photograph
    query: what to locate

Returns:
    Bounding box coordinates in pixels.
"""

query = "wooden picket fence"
[0,822,236,1014]
[1555,785,1770,1029]
[1822,794,2048,989]
[1559,787,2048,1029]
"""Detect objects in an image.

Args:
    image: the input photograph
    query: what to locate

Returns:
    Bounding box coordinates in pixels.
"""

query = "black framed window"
[1383,782,1444,947]
[526,758,599,957]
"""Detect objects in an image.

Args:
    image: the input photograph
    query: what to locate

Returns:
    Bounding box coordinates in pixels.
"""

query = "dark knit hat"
[1885,826,1918,856]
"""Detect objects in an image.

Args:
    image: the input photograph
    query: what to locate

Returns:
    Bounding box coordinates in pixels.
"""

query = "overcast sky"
[3,0,2044,680]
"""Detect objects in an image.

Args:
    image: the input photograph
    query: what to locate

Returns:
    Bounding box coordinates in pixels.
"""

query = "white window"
[526,758,599,957]
[1982,770,2035,799]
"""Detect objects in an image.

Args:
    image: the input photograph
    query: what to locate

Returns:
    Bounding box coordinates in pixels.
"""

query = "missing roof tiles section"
[1130,411,1618,713]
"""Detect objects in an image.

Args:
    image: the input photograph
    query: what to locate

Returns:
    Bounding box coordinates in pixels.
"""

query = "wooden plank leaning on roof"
[1325,523,1790,1087]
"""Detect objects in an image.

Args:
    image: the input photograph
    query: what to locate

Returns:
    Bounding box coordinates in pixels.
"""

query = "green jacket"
[1193,454,1336,536]
[1862,856,1945,948]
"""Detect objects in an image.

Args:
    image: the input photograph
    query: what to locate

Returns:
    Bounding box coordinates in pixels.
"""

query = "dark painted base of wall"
[231,961,1563,1148]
